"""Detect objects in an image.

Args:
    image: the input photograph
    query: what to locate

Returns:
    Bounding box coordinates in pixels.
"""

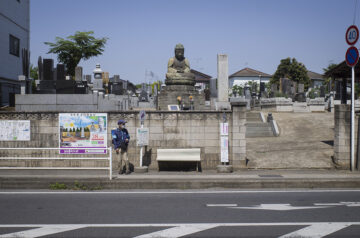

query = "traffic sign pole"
[351,66,355,171]
[345,25,359,171]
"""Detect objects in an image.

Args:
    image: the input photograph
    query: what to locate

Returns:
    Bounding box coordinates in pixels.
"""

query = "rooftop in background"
[324,61,360,79]
[191,69,212,82]
[307,70,324,80]
[229,68,272,78]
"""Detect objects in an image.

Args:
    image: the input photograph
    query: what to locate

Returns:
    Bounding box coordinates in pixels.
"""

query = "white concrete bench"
[156,148,201,171]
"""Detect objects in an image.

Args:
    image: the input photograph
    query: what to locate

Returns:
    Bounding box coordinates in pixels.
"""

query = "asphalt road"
[0,189,360,237]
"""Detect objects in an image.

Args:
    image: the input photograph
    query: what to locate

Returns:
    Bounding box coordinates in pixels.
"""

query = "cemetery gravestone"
[56,64,65,81]
[43,59,54,81]
[320,86,325,97]
[75,67,83,82]
[210,78,217,97]
[85,75,92,84]
[298,84,304,93]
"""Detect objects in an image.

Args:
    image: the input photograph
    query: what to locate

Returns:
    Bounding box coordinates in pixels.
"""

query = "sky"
[30,0,359,84]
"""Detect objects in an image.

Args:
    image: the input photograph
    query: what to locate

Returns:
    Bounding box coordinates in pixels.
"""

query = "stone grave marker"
[298,83,304,93]
[75,66,83,82]
[43,59,54,81]
[56,64,65,81]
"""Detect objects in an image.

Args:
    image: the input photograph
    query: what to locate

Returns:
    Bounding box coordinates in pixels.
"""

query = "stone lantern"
[92,63,104,93]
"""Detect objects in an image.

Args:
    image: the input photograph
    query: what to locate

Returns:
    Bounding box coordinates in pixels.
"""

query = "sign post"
[346,25,359,171]
[139,110,146,167]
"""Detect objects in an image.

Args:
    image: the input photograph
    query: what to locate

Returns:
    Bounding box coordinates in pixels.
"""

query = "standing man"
[112,119,130,174]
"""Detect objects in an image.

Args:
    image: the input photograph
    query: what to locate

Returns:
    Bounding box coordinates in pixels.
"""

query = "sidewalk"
[1,169,360,190]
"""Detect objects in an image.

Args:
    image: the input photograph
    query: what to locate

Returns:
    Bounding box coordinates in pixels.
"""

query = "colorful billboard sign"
[59,113,107,154]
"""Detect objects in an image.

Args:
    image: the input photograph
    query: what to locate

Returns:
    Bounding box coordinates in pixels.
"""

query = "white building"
[0,0,30,106]
[229,67,272,88]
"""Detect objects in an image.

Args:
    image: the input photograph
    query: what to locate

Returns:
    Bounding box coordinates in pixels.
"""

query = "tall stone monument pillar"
[216,54,230,110]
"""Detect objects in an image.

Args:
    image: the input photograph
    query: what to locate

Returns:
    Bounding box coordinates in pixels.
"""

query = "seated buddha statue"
[165,43,195,86]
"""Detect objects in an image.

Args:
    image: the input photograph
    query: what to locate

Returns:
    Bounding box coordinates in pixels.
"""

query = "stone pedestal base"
[217,165,233,173]
[215,101,231,110]
[157,85,205,110]
[134,166,148,173]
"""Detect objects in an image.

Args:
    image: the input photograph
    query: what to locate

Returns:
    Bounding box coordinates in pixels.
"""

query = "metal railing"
[0,147,113,180]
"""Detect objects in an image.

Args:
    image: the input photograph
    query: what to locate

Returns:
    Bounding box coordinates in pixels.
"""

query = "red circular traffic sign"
[345,46,359,67]
[346,25,359,45]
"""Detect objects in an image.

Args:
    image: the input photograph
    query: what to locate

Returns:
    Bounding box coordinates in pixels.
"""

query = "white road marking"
[206,204,237,207]
[133,224,218,238]
[314,201,360,207]
[0,189,360,194]
[230,204,330,211]
[0,225,85,238]
[279,222,351,238]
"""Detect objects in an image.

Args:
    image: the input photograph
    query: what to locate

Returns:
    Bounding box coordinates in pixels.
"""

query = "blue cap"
[118,119,127,125]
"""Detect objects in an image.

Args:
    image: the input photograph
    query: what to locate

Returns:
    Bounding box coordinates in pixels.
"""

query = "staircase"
[246,112,274,138]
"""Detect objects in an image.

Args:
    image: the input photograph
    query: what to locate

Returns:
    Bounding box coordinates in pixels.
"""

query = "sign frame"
[59,113,108,154]
[346,46,359,67]
[346,25,359,45]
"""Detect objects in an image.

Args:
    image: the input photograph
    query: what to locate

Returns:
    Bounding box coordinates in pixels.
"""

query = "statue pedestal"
[158,85,206,110]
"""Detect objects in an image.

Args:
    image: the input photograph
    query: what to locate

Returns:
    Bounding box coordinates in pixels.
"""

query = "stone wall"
[15,94,139,112]
[0,103,247,171]
[333,104,359,170]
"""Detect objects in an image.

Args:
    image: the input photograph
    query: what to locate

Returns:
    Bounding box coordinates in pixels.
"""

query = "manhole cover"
[258,174,283,178]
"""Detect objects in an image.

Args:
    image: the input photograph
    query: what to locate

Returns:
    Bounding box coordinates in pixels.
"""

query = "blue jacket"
[112,128,130,149]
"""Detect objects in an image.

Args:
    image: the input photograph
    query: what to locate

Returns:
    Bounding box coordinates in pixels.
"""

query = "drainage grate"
[258,174,283,178]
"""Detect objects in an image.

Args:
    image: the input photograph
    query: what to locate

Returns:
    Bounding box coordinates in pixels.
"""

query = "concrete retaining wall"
[0,103,247,171]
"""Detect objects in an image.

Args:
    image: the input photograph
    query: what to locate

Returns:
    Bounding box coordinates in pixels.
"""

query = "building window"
[9,35,20,57]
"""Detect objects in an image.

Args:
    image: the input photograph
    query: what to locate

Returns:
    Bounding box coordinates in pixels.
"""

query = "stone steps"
[246,121,274,138]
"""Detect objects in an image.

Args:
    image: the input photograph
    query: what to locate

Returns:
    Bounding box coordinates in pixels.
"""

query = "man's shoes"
[125,171,131,175]
[119,171,124,175]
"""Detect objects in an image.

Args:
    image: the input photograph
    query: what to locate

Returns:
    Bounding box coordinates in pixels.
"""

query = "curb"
[1,177,360,190]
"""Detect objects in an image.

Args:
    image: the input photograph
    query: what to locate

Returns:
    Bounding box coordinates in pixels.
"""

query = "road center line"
[206,204,237,207]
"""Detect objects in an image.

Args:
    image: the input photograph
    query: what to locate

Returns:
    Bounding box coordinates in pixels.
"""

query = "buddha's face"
[175,49,184,61]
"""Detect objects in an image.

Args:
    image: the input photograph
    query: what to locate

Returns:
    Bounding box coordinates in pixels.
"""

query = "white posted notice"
[0,120,30,141]
[220,135,229,163]
[136,128,149,146]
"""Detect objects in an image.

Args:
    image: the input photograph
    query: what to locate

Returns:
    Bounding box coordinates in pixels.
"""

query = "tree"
[44,31,108,77]
[270,57,310,88]
[323,63,338,93]
[30,64,38,80]
[232,85,243,97]
[30,64,38,92]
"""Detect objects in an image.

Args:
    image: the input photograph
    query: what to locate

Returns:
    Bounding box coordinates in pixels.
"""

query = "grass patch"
[49,181,102,191]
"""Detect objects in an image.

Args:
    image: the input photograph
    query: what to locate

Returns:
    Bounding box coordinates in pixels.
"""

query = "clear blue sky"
[30,0,358,84]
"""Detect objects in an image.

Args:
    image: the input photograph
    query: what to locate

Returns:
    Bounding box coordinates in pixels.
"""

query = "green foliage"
[44,31,108,76]
[232,85,243,96]
[30,64,38,80]
[308,88,320,99]
[275,91,288,98]
[49,182,67,190]
[135,84,142,89]
[151,81,162,94]
[246,81,259,93]
[49,181,102,190]
[323,63,338,91]
[271,57,310,88]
